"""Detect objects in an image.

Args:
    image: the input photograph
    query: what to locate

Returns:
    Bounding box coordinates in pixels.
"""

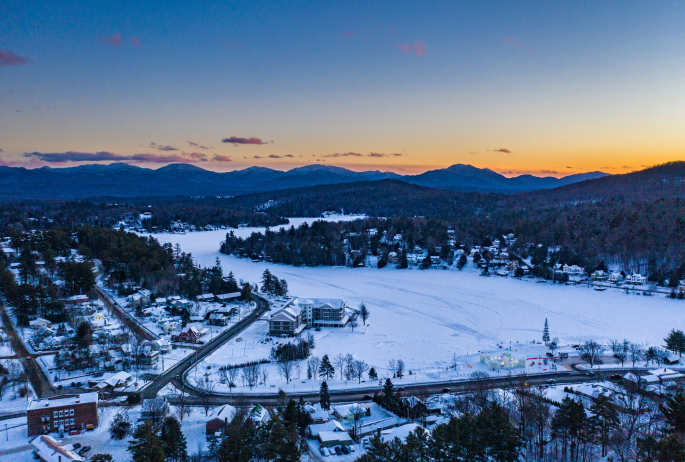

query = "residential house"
[333,403,370,422]
[609,272,623,283]
[205,404,237,435]
[171,324,208,343]
[319,430,354,449]
[627,273,647,285]
[197,293,215,302]
[562,264,585,276]
[31,435,83,462]
[65,295,89,305]
[27,393,99,436]
[29,318,52,330]
[591,270,609,281]
[380,423,426,444]
[248,404,270,425]
[216,292,241,303]
[208,312,228,326]
[94,371,131,391]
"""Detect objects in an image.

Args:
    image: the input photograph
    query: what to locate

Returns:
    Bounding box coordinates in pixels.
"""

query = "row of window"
[54,408,75,418]
[54,418,75,428]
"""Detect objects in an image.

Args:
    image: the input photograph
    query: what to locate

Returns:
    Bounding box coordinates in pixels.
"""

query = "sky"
[1,1,684,177]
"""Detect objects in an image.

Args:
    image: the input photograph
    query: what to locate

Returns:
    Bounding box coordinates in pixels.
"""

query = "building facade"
[27,393,99,436]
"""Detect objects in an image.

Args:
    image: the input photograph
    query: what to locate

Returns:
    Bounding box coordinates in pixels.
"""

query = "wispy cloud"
[23,151,206,164]
[284,154,294,158]
[322,152,363,158]
[253,155,262,159]
[368,152,403,158]
[99,33,123,46]
[566,166,573,169]
[0,49,28,66]
[269,154,282,158]
[187,141,199,147]
[131,36,141,47]
[493,148,511,153]
[622,165,633,169]
[213,155,232,162]
[157,145,178,151]
[503,37,521,47]
[222,136,270,146]
[400,41,426,57]
[184,152,207,161]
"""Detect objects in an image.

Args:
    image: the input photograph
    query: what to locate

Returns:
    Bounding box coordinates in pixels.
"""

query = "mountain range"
[0,162,608,199]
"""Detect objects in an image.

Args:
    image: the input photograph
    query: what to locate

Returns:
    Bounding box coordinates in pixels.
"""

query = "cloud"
[253,155,262,159]
[99,33,123,46]
[368,152,403,158]
[157,145,178,151]
[539,170,558,174]
[0,49,28,66]
[622,165,633,169]
[184,152,207,161]
[187,141,199,147]
[269,155,282,158]
[504,37,522,47]
[149,142,156,146]
[340,31,356,39]
[222,136,270,146]
[322,152,363,158]
[566,166,573,169]
[131,36,141,47]
[212,155,232,162]
[23,151,205,164]
[0,148,3,153]
[284,154,294,158]
[400,41,426,57]
[493,148,511,153]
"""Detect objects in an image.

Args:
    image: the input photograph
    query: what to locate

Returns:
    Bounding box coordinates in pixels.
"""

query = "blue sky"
[1,1,684,175]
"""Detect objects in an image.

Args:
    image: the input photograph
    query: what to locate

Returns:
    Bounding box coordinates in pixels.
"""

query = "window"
[59,410,63,417]
[70,409,74,416]
[71,418,75,425]
[53,411,58,418]
[54,421,58,428]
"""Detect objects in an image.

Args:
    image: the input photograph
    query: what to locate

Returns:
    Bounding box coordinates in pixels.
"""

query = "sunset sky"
[1,1,684,176]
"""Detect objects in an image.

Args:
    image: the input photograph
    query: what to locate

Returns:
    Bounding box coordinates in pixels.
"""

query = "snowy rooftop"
[31,435,83,462]
[28,392,98,411]
[381,423,426,443]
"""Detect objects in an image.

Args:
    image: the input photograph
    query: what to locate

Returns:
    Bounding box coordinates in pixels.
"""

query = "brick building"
[27,393,99,436]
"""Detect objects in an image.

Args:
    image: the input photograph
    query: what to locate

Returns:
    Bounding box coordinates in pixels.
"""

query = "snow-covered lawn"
[0,359,37,414]
[148,224,685,391]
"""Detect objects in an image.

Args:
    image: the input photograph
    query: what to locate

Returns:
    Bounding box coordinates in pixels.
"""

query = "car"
[441,388,451,393]
[610,374,622,381]
[585,372,594,376]
[341,445,350,455]
[334,446,343,455]
[547,379,556,384]
[320,447,329,456]
[362,394,373,401]
[78,446,91,456]
[71,443,81,450]
[348,445,355,453]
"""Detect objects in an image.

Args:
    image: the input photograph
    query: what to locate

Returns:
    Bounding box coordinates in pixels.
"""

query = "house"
[387,251,398,264]
[65,295,89,305]
[627,273,646,285]
[268,304,306,337]
[381,423,426,444]
[333,403,370,421]
[95,371,131,391]
[609,272,623,283]
[29,318,52,330]
[208,312,228,326]
[216,292,241,303]
[141,398,169,424]
[205,404,237,435]
[154,338,171,353]
[248,404,270,425]
[197,293,215,302]
[591,270,609,281]
[562,264,585,276]
[138,346,159,366]
[318,430,354,448]
[304,402,330,424]
[31,435,83,462]
[171,324,207,344]
[309,420,345,438]
[27,393,99,436]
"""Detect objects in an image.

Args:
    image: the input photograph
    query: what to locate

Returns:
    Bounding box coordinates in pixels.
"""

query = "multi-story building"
[268,298,349,336]
[27,393,99,436]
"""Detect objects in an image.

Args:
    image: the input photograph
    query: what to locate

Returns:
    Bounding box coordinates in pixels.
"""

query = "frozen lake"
[144,217,682,374]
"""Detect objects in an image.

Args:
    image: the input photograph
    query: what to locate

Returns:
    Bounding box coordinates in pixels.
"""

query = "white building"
[626,273,646,285]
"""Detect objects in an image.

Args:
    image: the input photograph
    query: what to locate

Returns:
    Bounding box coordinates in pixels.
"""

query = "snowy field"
[147,221,685,390]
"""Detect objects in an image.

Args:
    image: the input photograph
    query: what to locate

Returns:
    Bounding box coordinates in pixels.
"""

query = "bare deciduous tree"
[351,359,369,383]
[333,354,346,380]
[277,359,296,383]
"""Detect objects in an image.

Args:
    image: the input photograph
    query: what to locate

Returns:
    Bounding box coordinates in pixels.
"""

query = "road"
[94,286,158,341]
[0,306,54,399]
[173,365,647,407]
[141,294,270,399]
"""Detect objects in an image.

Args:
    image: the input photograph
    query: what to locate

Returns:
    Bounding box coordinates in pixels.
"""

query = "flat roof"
[28,392,98,411]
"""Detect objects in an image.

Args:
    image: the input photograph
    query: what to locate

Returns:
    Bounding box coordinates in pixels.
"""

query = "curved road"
[142,294,270,399]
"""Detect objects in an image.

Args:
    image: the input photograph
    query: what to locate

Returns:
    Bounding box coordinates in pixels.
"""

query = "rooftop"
[28,392,98,411]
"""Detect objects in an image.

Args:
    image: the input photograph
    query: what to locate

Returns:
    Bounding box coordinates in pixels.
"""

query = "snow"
[147,222,685,391]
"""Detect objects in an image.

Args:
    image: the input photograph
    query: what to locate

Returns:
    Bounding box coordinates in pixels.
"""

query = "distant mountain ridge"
[0,162,607,199]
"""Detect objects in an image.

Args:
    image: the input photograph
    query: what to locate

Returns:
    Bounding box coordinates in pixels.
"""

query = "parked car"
[441,388,451,393]
[341,445,350,455]
[71,443,81,450]
[78,446,91,456]
[334,446,343,455]
[320,447,329,456]
[348,445,355,453]
[547,379,556,384]
[362,394,373,401]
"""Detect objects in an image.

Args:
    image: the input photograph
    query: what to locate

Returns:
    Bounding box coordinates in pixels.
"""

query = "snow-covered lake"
[144,218,683,379]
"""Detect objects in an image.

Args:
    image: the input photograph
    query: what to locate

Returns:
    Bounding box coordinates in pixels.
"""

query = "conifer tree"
[319,354,335,379]
[128,421,165,462]
[542,318,550,345]
[161,417,188,462]
[319,381,331,410]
